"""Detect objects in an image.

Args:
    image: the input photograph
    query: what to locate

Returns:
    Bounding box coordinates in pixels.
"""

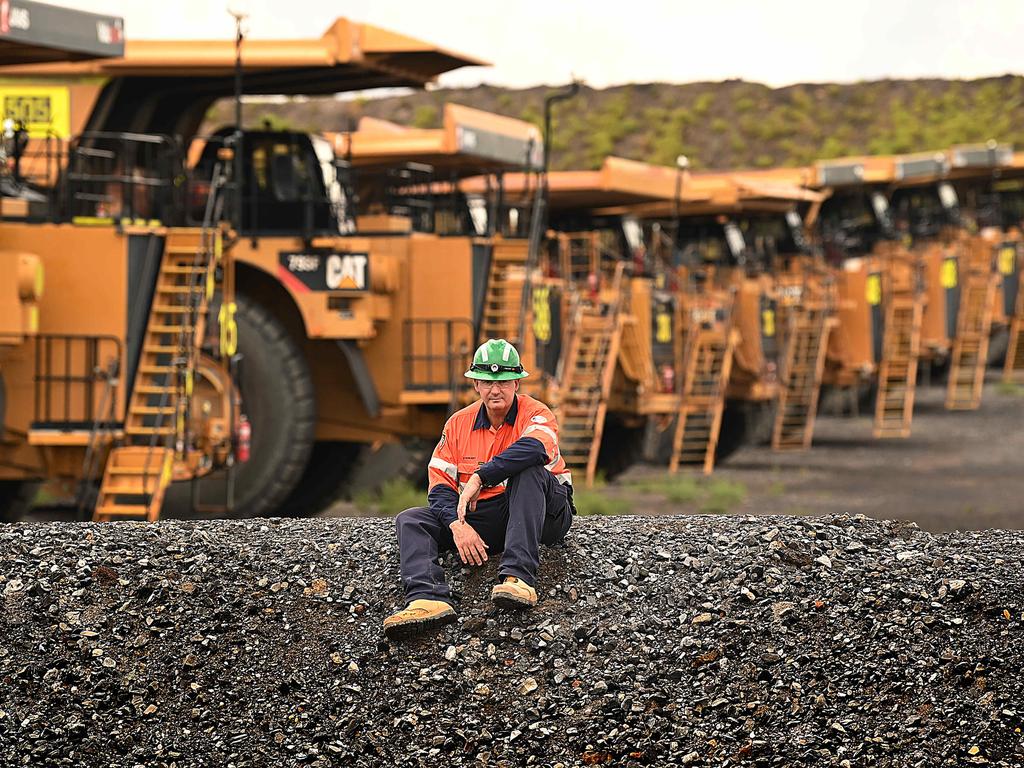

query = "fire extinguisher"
[236,414,252,463]
[632,247,645,276]
[587,271,599,301]
[661,364,675,394]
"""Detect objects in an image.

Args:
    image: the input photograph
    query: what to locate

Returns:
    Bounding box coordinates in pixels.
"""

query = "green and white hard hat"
[465,338,529,381]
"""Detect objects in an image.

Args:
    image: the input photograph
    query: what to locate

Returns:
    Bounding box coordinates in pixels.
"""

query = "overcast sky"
[60,0,1024,90]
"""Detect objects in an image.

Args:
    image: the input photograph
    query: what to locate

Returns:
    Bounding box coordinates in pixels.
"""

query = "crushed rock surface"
[1,514,1023,767]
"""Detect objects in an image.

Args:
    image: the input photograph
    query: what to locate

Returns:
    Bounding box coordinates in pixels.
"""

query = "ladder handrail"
[136,159,229,514]
[75,359,120,519]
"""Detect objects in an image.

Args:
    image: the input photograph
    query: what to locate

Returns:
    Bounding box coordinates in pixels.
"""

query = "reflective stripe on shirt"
[428,457,458,480]
[523,423,557,442]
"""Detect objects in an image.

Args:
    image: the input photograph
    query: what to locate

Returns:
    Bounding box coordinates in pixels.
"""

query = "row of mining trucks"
[1,7,1022,521]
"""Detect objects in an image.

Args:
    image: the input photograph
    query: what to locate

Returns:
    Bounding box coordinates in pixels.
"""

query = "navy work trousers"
[395,465,574,606]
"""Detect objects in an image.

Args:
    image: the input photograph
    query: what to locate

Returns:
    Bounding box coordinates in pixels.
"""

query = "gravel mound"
[2,514,1023,767]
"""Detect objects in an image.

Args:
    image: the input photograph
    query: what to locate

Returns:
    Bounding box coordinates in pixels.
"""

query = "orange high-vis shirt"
[427,394,570,501]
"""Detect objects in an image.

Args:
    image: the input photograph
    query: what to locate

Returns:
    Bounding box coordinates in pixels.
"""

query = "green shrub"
[735,96,757,113]
[411,105,439,128]
[573,487,630,516]
[701,480,747,513]
[664,476,701,505]
[997,381,1024,397]
[354,479,424,516]
[691,93,714,115]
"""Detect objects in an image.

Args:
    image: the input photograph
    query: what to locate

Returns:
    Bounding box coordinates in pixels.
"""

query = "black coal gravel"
[2,514,1023,767]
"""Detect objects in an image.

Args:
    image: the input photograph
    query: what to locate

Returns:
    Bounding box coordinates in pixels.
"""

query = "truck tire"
[275,440,364,517]
[715,399,773,463]
[595,416,644,480]
[987,327,1009,368]
[641,402,760,468]
[162,293,315,518]
[0,481,38,522]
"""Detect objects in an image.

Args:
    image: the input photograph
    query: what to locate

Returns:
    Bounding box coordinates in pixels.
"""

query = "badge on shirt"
[531,415,547,423]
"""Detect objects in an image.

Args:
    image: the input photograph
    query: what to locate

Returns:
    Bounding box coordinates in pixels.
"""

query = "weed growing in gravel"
[701,480,747,513]
[664,477,701,504]
[996,381,1024,397]
[572,488,630,516]
[623,475,701,503]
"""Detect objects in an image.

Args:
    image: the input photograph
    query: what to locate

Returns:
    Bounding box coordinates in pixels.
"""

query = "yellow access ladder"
[557,231,601,285]
[93,227,221,521]
[946,260,997,410]
[480,255,526,346]
[772,305,831,450]
[669,325,737,475]
[1003,270,1024,383]
[556,263,626,486]
[873,295,923,438]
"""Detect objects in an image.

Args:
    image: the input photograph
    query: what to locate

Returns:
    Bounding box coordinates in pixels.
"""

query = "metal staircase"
[92,227,222,521]
[946,262,997,410]
[555,264,626,486]
[1004,271,1024,383]
[480,245,528,347]
[556,232,601,285]
[772,305,831,450]
[668,325,737,475]
[873,296,923,438]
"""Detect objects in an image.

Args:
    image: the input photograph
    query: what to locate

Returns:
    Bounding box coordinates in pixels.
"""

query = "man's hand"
[456,472,483,524]
[450,520,488,565]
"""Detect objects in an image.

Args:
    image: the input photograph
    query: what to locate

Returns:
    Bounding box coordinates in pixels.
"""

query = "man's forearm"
[475,436,547,487]
[428,485,459,527]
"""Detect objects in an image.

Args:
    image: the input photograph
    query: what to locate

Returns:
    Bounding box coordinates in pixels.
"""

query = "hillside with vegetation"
[207,76,1024,171]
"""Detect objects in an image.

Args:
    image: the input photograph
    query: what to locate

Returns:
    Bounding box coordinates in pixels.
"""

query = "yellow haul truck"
[298,104,545,503]
[464,156,703,482]
[0,0,126,518]
[925,145,1024,391]
[811,146,1017,420]
[0,19,500,520]
[622,170,834,457]
[805,155,928,438]
[485,159,830,478]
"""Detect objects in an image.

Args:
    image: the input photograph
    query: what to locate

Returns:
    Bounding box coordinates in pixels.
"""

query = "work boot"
[383,599,456,640]
[491,577,538,610]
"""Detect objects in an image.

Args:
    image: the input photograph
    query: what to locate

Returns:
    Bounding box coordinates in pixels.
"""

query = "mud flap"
[336,339,380,419]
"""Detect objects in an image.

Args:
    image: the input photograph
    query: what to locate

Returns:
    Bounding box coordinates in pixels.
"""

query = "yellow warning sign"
[865,273,882,306]
[997,246,1016,276]
[655,311,672,343]
[532,286,551,343]
[940,258,958,290]
[0,86,71,138]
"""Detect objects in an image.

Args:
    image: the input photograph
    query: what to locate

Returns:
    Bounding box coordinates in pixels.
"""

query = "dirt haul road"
[705,376,1024,532]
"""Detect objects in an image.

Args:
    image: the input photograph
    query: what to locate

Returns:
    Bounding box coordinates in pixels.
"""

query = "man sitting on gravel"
[384,338,575,640]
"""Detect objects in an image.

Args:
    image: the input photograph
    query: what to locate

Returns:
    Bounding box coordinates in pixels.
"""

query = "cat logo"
[326,254,367,290]
[279,250,370,292]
